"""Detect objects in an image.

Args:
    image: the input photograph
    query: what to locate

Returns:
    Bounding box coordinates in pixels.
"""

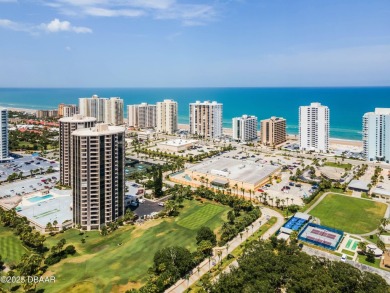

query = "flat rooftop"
[159,139,197,147]
[348,179,370,191]
[187,157,279,185]
[17,190,72,228]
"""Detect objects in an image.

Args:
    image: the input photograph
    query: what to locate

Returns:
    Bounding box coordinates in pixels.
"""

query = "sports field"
[0,226,29,265]
[39,200,229,293]
[309,193,387,234]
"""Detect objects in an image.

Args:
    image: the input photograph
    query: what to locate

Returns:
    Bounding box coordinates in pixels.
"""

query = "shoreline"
[178,123,363,147]
[4,107,363,147]
[3,107,38,114]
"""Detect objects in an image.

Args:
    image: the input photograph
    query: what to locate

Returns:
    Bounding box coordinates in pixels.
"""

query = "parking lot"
[0,154,59,183]
[129,199,164,218]
[0,171,59,199]
[258,171,311,206]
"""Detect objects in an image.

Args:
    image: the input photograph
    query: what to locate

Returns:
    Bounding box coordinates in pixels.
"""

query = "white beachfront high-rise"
[299,102,329,153]
[232,115,258,143]
[189,101,223,138]
[0,108,9,161]
[127,103,157,129]
[156,99,178,134]
[363,108,390,163]
[79,95,124,125]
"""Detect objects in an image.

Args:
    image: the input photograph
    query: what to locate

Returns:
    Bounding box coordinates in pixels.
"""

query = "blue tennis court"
[282,216,308,231]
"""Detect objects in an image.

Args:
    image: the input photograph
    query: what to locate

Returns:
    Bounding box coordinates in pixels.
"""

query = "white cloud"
[85,7,144,17]
[40,18,92,33]
[43,0,217,25]
[65,46,71,51]
[0,18,92,34]
[126,0,175,10]
[156,4,216,26]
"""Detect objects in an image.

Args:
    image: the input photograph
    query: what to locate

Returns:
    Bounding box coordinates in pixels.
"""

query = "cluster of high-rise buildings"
[1,97,390,230]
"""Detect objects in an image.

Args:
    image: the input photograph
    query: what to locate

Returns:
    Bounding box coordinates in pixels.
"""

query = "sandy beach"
[5,107,38,114]
[178,123,363,150]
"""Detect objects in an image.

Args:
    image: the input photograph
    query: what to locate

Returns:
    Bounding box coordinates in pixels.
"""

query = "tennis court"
[299,223,344,250]
[283,216,307,231]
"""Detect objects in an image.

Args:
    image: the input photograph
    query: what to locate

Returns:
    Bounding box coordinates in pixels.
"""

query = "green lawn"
[176,204,226,230]
[39,200,229,293]
[309,194,387,234]
[0,226,29,265]
[324,162,352,170]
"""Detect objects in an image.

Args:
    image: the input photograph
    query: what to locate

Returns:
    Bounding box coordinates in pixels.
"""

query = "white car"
[341,254,347,262]
[158,202,164,207]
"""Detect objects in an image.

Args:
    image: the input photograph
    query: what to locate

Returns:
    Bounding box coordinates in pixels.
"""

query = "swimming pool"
[28,194,53,203]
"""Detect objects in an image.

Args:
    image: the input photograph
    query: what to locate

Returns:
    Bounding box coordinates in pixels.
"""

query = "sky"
[0,0,390,87]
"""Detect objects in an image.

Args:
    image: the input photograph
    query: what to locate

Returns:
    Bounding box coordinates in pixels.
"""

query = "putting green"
[176,204,226,230]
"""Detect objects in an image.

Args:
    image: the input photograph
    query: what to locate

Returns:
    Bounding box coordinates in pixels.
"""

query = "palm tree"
[217,250,223,264]
[53,220,58,231]
[240,188,245,199]
[276,198,280,208]
[46,222,52,232]
[234,183,239,196]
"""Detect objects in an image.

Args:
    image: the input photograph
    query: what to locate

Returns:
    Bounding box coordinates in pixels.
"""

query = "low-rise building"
[174,157,280,191]
[157,139,198,152]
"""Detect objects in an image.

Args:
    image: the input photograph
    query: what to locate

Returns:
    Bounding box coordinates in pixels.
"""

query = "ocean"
[1,87,390,141]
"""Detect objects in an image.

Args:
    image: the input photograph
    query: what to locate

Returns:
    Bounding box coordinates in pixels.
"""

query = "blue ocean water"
[0,87,389,141]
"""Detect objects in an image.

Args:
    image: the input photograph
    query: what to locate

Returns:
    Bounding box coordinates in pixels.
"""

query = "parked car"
[158,202,164,207]
[341,254,347,262]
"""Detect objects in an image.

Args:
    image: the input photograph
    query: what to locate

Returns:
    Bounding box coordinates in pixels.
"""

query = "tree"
[153,246,194,277]
[377,239,386,252]
[153,166,164,197]
[46,222,53,232]
[101,226,108,236]
[290,231,299,244]
[358,241,367,253]
[197,240,213,256]
[196,226,217,246]
[366,250,376,263]
[53,219,58,231]
[124,209,135,223]
[227,210,236,224]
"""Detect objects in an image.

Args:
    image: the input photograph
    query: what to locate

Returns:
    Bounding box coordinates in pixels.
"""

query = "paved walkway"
[165,208,285,293]
[302,246,390,285]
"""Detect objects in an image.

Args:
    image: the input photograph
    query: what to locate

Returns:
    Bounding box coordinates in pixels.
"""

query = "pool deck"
[16,189,72,230]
